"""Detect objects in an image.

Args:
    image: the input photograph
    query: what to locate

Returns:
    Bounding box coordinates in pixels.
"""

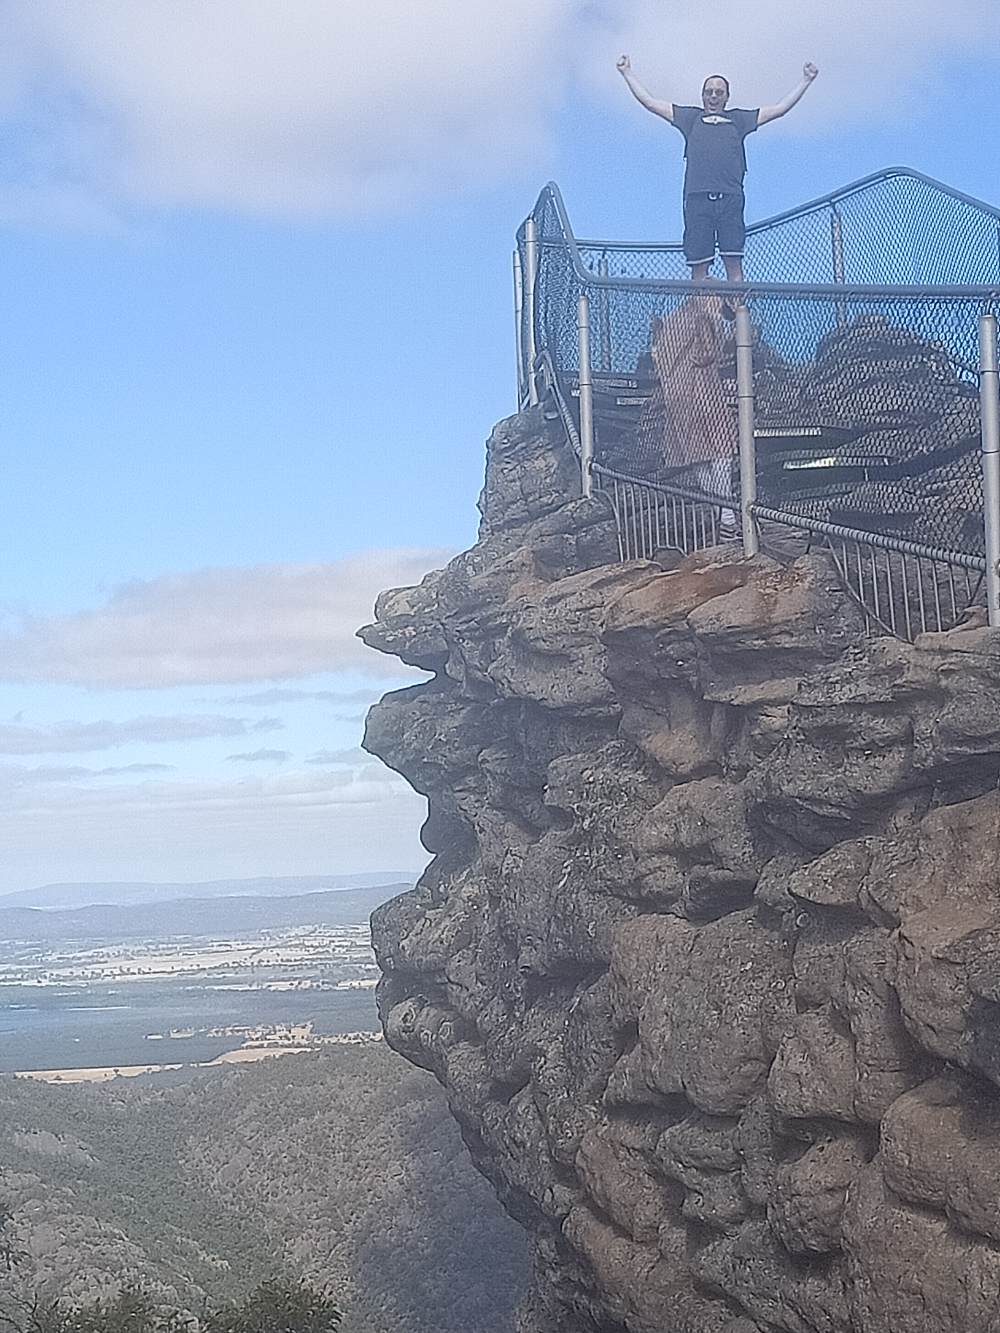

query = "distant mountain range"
[0,872,417,910]
[0,882,412,943]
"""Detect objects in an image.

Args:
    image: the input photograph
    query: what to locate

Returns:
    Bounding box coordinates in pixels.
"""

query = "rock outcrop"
[360,406,1000,1333]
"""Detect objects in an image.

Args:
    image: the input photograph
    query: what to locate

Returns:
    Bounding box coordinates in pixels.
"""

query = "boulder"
[843,1165,1000,1333]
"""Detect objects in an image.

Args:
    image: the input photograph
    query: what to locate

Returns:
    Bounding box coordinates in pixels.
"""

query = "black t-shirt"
[671,105,760,195]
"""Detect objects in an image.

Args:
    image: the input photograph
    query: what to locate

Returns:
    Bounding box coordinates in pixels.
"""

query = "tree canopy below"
[0,1046,527,1333]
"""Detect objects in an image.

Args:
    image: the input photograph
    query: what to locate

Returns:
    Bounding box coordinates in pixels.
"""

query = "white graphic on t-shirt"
[701,115,733,125]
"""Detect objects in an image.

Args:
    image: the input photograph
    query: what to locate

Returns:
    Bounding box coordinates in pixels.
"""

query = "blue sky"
[1,0,998,895]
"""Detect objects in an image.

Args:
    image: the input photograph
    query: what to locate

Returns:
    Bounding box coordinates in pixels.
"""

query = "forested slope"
[0,1044,528,1333]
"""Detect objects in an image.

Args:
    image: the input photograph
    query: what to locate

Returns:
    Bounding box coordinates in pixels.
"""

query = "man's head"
[701,76,730,112]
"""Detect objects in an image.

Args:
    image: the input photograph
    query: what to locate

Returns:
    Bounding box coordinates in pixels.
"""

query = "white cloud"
[216,688,387,707]
[0,764,428,893]
[0,715,279,755]
[594,0,1000,129]
[3,764,412,820]
[306,748,366,766]
[227,749,291,764]
[0,761,175,788]
[1,0,575,220]
[0,1,996,221]
[0,549,450,688]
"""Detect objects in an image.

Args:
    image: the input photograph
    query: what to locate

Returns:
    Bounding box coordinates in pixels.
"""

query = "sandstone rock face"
[361,406,1000,1333]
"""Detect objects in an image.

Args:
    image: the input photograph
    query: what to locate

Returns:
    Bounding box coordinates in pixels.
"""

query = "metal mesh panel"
[569,170,1000,287]
[516,169,1000,573]
[746,292,989,555]
[590,293,740,498]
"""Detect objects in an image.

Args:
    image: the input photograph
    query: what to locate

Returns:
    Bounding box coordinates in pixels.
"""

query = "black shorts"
[683,191,746,266]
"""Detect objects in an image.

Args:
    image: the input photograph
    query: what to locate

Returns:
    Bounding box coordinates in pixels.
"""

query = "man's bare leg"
[690,262,712,283]
[720,255,745,320]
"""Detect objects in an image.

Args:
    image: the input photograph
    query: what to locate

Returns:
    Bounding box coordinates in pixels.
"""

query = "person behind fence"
[647,298,740,537]
[616,57,819,282]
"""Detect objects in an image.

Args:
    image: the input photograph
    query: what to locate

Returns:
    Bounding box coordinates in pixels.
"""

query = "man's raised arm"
[616,55,674,122]
[757,63,819,126]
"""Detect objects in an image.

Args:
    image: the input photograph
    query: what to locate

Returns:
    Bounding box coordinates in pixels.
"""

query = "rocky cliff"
[360,406,1000,1333]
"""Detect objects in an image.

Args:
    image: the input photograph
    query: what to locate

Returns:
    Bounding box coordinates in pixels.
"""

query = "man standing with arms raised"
[617,58,819,281]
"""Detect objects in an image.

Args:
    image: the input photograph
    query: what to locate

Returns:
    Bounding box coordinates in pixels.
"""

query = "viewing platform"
[513,168,1000,639]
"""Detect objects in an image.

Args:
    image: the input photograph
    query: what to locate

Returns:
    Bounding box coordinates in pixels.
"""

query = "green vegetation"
[0,1274,342,1333]
[203,1279,342,1333]
[0,1045,527,1332]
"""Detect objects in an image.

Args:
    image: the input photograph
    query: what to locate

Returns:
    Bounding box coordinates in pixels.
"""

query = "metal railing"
[514,168,1000,636]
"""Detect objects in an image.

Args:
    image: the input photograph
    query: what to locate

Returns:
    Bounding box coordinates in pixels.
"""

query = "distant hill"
[0,873,417,910]
[0,883,410,943]
[0,1044,528,1332]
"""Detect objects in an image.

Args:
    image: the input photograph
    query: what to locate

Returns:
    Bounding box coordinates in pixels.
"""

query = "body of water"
[0,981,378,1072]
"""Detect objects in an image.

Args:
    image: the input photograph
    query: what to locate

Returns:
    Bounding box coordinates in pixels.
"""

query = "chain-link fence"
[575,287,990,558]
[515,170,1000,631]
[572,168,1000,287]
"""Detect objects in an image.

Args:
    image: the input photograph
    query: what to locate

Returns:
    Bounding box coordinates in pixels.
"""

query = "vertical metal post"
[979,313,1000,626]
[524,217,540,407]
[597,253,612,373]
[578,291,595,499]
[830,208,846,284]
[513,250,525,407]
[831,207,847,328]
[735,305,759,557]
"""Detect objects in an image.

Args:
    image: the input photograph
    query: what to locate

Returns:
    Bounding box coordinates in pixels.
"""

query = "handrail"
[749,506,988,571]
[521,174,1000,300]
[744,166,1000,230]
[548,269,1000,301]
[574,166,1000,253]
